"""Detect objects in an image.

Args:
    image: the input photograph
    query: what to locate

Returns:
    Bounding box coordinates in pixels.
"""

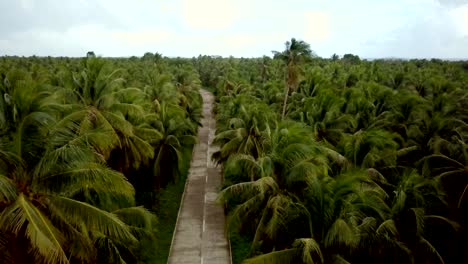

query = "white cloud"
[1,0,468,58]
[450,4,468,36]
[111,30,174,45]
[303,11,331,42]
[0,29,84,56]
[436,0,468,7]
[181,0,240,30]
[191,33,288,56]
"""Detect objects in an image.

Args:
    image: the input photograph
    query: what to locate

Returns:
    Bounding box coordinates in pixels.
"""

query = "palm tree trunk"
[153,145,164,191]
[281,81,289,119]
[282,62,295,119]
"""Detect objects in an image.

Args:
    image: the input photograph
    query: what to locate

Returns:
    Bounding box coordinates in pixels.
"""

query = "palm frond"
[324,218,358,249]
[293,238,324,264]
[94,235,128,264]
[113,206,157,232]
[47,196,137,242]
[330,254,351,264]
[0,174,18,203]
[376,219,399,238]
[419,237,445,264]
[36,162,135,201]
[0,194,69,264]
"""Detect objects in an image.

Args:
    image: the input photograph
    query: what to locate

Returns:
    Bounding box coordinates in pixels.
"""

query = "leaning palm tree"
[272,38,314,119]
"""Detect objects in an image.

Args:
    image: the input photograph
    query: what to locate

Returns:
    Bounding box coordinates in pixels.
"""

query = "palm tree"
[205,53,468,263]
[0,71,156,263]
[339,128,400,168]
[292,88,355,145]
[420,138,468,209]
[240,169,390,264]
[213,99,276,164]
[243,238,324,264]
[150,101,197,189]
[52,57,156,166]
[219,122,328,256]
[272,38,314,119]
[0,146,156,264]
[376,169,454,263]
[0,70,54,165]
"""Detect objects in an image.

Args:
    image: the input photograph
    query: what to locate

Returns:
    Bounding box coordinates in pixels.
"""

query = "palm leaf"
[293,238,324,264]
[0,194,69,264]
[36,162,135,200]
[419,237,445,264]
[324,218,358,249]
[113,206,157,233]
[0,174,18,203]
[47,196,137,242]
[94,235,127,264]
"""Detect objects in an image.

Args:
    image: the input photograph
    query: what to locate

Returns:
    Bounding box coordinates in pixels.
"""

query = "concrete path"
[168,90,230,264]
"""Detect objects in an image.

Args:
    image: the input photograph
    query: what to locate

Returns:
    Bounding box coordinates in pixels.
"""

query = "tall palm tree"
[272,38,313,119]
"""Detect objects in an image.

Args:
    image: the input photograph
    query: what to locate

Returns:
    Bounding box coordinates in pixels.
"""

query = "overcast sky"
[0,0,467,58]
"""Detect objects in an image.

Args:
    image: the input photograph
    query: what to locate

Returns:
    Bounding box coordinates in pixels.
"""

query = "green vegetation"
[0,55,202,263]
[2,39,468,264]
[199,39,468,263]
[153,147,192,264]
[229,227,252,264]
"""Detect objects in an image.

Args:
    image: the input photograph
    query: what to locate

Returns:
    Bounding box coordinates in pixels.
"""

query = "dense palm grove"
[0,54,202,263]
[200,39,468,263]
[1,39,468,264]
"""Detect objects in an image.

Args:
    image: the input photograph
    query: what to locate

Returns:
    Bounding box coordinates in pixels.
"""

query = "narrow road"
[167,90,230,264]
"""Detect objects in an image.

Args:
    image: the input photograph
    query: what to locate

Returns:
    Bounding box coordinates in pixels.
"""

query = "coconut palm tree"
[377,169,455,264]
[219,122,328,255]
[420,138,468,209]
[52,57,156,167]
[213,100,276,163]
[339,128,400,168]
[0,71,156,263]
[272,38,314,119]
[150,101,197,189]
[0,145,156,264]
[240,169,390,264]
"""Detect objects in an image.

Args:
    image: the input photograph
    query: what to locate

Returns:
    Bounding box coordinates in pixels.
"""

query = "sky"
[0,0,467,58]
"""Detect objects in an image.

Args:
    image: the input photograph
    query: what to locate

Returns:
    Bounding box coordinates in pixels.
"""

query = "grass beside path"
[153,175,188,263]
[155,147,192,264]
